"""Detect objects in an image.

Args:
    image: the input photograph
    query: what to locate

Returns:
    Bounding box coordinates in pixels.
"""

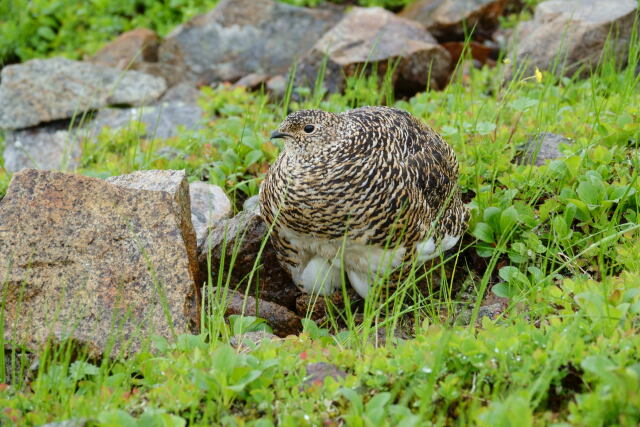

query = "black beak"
[270,130,290,139]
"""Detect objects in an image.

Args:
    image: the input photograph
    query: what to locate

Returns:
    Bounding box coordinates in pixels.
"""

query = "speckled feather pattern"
[260,106,468,295]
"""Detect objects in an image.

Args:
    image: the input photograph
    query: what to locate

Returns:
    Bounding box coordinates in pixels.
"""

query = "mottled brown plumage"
[259,106,468,298]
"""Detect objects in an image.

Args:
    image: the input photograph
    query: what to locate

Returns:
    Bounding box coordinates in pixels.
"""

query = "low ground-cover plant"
[1,0,221,64]
[0,11,639,425]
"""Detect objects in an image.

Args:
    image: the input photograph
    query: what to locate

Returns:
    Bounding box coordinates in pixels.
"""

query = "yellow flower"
[535,67,543,83]
[503,58,511,65]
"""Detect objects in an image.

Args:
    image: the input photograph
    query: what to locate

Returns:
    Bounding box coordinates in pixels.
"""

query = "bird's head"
[270,109,339,153]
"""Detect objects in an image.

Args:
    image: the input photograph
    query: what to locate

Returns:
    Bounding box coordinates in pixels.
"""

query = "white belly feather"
[279,226,460,298]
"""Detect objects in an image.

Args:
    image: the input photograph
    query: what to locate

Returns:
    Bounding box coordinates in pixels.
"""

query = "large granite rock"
[89,27,188,89]
[158,0,342,85]
[160,82,202,104]
[104,169,200,287]
[82,101,204,140]
[189,181,232,249]
[0,169,199,357]
[3,122,81,173]
[0,58,167,130]
[507,0,638,78]
[400,0,509,41]
[296,7,451,95]
[198,195,300,311]
[90,28,160,69]
[132,61,188,89]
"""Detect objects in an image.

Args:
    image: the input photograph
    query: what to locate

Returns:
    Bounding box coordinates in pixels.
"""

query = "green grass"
[2,6,640,426]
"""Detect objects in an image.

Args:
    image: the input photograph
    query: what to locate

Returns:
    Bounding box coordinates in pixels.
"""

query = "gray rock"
[222,289,302,337]
[266,75,288,98]
[133,61,188,88]
[506,0,638,78]
[296,7,451,95]
[232,73,269,90]
[0,57,167,130]
[198,200,300,311]
[400,0,509,41]
[160,82,202,104]
[304,362,347,389]
[3,122,81,173]
[456,289,509,325]
[516,132,572,166]
[189,181,232,249]
[0,169,200,357]
[89,28,160,69]
[158,0,342,85]
[242,194,260,213]
[104,170,199,287]
[81,101,204,140]
[477,302,507,320]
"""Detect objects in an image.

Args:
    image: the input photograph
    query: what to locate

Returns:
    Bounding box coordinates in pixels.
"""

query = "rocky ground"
[0,0,638,357]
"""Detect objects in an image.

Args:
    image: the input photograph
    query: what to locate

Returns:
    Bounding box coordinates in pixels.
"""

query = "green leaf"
[244,149,264,166]
[589,145,611,164]
[339,388,364,413]
[105,373,127,388]
[576,178,606,206]
[563,202,577,224]
[440,125,458,136]
[551,216,570,239]
[498,266,520,282]
[509,97,539,112]
[547,159,570,179]
[581,355,616,379]
[472,222,495,243]
[566,199,591,221]
[616,112,634,127]
[36,26,56,40]
[478,394,533,427]
[176,334,207,351]
[492,283,512,298]
[499,206,519,234]
[138,408,186,427]
[97,409,137,427]
[301,318,329,339]
[475,121,496,135]
[483,206,501,231]
[227,369,263,392]
[151,334,169,354]
[476,245,495,258]
[498,266,529,288]
[69,361,99,379]
[527,266,544,282]
[564,156,582,176]
[366,392,391,412]
[608,185,636,202]
[230,315,272,335]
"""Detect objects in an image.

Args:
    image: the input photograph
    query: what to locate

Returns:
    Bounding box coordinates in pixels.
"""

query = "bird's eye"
[303,124,315,134]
